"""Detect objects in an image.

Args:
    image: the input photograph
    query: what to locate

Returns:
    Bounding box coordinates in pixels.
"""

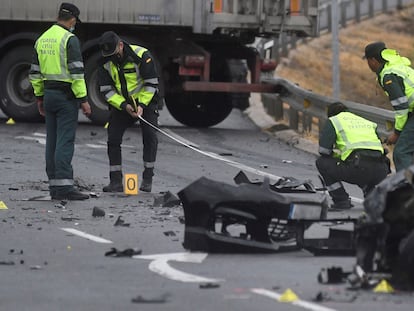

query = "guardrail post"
[368,0,374,18]
[382,0,387,13]
[261,94,284,121]
[303,113,313,133]
[327,4,332,32]
[340,1,347,28]
[355,0,361,23]
[289,108,299,130]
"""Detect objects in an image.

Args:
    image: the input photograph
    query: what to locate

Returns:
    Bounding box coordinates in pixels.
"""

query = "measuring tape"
[138,115,284,182]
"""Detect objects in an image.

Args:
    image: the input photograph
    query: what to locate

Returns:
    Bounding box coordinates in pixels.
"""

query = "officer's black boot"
[103,171,123,192]
[139,168,153,192]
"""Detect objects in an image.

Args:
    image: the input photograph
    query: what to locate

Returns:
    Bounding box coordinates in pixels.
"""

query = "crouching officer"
[316,102,390,210]
[98,31,159,193]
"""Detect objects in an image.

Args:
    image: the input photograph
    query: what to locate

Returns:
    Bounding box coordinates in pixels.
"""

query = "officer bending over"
[98,31,159,193]
[316,102,390,210]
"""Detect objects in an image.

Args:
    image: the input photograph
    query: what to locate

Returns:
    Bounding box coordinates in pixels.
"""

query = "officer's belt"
[44,80,71,91]
[346,150,383,162]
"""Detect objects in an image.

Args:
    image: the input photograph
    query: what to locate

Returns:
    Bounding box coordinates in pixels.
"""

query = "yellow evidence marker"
[124,174,138,195]
[0,201,8,209]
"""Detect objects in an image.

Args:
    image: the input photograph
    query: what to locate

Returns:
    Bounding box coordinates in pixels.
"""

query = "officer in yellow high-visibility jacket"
[29,2,91,200]
[364,41,414,171]
[316,102,390,210]
[98,31,159,193]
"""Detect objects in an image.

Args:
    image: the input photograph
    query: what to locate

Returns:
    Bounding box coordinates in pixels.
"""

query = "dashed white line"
[61,228,113,244]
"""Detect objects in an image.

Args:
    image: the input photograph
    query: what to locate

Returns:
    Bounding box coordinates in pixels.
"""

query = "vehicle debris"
[105,247,142,257]
[178,172,338,253]
[199,282,220,289]
[113,216,130,227]
[350,165,414,291]
[131,292,170,304]
[153,191,181,207]
[92,207,105,217]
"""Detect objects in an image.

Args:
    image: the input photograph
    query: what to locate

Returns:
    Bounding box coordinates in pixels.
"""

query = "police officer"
[316,102,389,210]
[364,41,414,171]
[29,2,91,200]
[98,31,159,193]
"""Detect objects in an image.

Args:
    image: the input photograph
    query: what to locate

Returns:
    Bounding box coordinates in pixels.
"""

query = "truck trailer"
[0,0,319,127]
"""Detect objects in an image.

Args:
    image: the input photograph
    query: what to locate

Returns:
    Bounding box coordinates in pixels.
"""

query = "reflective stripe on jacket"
[379,49,414,131]
[329,112,384,161]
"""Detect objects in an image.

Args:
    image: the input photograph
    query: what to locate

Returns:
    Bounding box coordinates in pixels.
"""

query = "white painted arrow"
[134,252,224,283]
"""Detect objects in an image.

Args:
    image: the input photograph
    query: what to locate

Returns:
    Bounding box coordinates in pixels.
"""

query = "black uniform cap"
[99,31,121,57]
[363,42,386,61]
[59,2,81,23]
[327,102,348,118]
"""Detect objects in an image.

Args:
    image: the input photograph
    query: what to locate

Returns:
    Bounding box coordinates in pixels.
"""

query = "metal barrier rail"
[261,77,395,138]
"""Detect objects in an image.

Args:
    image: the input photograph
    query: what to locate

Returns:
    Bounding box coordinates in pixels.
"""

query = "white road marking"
[34,132,46,137]
[61,228,113,244]
[134,252,224,283]
[251,288,337,311]
[85,144,107,149]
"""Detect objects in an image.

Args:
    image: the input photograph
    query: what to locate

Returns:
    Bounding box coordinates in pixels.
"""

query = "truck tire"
[165,91,232,127]
[0,46,42,122]
[84,52,110,125]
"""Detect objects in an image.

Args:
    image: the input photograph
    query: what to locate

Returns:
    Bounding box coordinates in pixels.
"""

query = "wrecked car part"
[178,174,331,253]
[355,165,414,290]
[317,266,350,284]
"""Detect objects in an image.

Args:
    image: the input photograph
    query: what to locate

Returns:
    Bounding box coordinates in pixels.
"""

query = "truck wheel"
[0,46,42,122]
[84,53,110,125]
[165,91,232,127]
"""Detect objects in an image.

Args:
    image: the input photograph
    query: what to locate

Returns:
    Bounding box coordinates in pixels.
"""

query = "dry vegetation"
[275,5,414,110]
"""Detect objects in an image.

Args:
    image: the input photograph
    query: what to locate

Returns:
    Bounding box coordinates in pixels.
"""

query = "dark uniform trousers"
[316,153,389,203]
[44,88,79,196]
[107,100,158,183]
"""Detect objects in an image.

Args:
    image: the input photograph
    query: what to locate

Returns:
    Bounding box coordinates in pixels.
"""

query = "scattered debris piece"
[114,216,130,227]
[199,283,220,289]
[105,248,142,257]
[89,192,99,198]
[54,203,66,209]
[318,266,349,284]
[61,217,81,221]
[8,187,19,191]
[0,261,15,265]
[219,152,233,156]
[92,207,105,217]
[313,291,357,303]
[23,196,52,201]
[153,191,181,207]
[30,265,43,270]
[131,293,171,304]
[163,231,176,237]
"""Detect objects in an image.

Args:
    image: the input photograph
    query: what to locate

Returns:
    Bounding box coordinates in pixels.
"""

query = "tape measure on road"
[138,115,283,182]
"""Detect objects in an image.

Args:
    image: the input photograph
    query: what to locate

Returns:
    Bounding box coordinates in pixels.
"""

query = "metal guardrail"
[261,77,395,139]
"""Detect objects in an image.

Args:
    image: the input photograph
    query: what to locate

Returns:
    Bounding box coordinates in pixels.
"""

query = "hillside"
[275,5,414,110]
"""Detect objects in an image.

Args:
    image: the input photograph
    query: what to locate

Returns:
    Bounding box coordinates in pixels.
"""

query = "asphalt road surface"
[1,108,413,311]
